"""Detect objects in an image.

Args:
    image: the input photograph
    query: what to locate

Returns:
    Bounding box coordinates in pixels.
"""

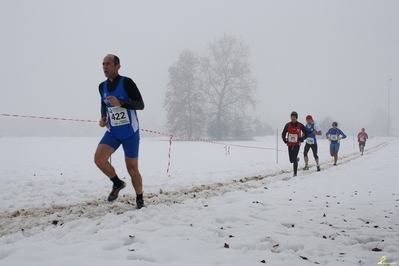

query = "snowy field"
[0,135,398,265]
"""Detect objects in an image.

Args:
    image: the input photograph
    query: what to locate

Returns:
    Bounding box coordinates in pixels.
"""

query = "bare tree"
[253,118,275,136]
[164,50,205,138]
[200,34,257,140]
[318,116,334,138]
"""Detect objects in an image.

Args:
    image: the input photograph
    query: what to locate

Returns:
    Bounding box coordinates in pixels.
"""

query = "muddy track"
[0,142,389,237]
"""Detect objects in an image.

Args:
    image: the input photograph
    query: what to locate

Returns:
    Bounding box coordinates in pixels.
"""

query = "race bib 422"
[108,106,130,127]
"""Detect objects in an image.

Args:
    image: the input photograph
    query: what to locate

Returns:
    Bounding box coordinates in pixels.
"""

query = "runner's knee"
[94,151,109,166]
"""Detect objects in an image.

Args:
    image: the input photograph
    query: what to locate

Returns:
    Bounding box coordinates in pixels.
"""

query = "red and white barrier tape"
[1,113,97,123]
[1,113,277,173]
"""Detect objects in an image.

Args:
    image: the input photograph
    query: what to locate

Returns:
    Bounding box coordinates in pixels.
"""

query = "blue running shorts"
[99,130,140,158]
[330,143,340,153]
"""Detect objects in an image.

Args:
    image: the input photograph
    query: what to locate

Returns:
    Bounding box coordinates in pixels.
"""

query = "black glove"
[283,139,288,144]
[299,137,304,142]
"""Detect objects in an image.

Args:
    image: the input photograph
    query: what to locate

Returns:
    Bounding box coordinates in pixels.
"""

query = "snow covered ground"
[0,135,398,265]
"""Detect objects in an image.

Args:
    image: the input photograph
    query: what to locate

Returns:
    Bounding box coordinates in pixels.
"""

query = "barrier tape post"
[224,145,230,155]
[166,135,173,175]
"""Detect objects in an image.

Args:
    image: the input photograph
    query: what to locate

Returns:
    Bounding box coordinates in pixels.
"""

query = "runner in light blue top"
[325,121,347,166]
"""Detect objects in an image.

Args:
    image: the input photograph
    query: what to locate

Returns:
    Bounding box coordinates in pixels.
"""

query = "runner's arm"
[300,123,310,141]
[122,78,145,110]
[281,124,288,143]
[340,130,347,139]
[313,124,322,135]
[99,83,107,118]
[325,128,331,138]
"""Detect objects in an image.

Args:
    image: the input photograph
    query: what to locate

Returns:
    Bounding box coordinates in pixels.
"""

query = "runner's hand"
[106,96,122,107]
[99,117,107,127]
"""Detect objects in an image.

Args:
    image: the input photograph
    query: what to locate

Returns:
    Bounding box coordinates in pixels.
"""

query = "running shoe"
[136,198,145,209]
[107,181,126,202]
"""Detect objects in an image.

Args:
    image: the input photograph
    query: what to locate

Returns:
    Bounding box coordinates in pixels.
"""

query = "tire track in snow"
[0,141,388,236]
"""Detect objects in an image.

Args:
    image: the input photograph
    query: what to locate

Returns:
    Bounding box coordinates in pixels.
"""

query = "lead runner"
[94,54,145,209]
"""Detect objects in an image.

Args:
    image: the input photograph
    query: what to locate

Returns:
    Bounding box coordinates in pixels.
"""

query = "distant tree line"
[164,34,272,140]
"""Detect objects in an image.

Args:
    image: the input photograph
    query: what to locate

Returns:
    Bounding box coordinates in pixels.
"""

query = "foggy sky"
[1,0,398,137]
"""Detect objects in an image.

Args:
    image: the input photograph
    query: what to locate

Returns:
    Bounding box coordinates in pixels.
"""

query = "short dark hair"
[112,55,120,66]
[107,54,120,66]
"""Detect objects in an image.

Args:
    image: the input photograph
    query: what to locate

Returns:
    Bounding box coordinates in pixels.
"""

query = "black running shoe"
[317,166,321,172]
[136,198,145,209]
[107,181,126,202]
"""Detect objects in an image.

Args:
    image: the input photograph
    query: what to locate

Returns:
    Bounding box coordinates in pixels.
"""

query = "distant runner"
[325,121,347,166]
[357,128,368,155]
[282,111,309,177]
[303,115,322,172]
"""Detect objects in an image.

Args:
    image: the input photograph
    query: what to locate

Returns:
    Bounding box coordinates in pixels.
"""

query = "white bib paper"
[108,106,130,127]
[330,134,338,141]
[288,134,298,143]
[306,138,315,145]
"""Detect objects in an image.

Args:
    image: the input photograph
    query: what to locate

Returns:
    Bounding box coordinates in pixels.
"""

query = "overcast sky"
[1,0,398,136]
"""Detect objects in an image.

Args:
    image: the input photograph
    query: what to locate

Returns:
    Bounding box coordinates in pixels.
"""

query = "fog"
[1,0,398,137]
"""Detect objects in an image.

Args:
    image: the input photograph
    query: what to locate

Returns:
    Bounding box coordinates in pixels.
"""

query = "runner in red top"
[357,128,369,155]
[281,111,309,177]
